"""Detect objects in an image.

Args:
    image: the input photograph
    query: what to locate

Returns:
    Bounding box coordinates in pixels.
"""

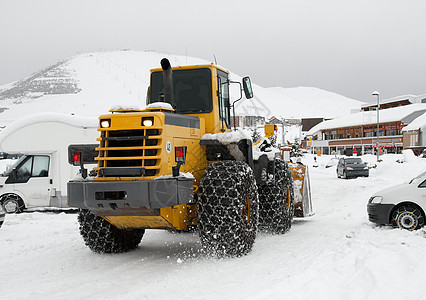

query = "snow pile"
[155,172,195,180]
[252,137,281,160]
[109,105,142,111]
[201,129,252,144]
[146,102,174,110]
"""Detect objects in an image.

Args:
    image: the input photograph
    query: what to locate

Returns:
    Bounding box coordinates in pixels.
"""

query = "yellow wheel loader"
[68,58,312,257]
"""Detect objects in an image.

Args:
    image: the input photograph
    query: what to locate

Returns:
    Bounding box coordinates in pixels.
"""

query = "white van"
[0,113,98,213]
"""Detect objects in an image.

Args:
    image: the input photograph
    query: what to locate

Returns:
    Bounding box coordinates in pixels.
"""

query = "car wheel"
[391,204,425,231]
[1,194,25,214]
[342,171,347,179]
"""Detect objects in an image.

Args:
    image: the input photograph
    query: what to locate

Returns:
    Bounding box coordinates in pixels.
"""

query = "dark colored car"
[336,157,369,179]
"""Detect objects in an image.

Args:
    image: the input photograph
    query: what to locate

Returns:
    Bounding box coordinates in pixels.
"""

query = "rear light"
[73,152,81,166]
[173,146,187,176]
[175,146,187,162]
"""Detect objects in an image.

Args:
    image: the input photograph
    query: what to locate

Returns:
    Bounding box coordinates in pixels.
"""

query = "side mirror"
[242,77,254,99]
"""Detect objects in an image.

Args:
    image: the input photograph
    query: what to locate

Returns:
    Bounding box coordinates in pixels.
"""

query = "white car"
[367,172,426,230]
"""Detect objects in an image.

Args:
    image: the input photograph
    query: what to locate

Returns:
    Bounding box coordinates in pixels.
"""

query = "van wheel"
[1,194,25,214]
[391,204,425,231]
[78,209,145,253]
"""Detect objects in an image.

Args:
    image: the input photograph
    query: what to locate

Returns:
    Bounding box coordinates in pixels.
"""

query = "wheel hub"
[397,212,418,230]
[4,200,18,213]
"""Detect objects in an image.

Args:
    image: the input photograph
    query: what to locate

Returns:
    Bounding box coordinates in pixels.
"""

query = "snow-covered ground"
[1,153,426,300]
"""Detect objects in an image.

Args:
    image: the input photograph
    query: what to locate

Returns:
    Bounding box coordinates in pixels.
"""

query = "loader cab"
[148,64,251,134]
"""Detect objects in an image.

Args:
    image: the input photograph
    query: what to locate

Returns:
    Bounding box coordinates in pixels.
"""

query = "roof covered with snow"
[308,103,426,135]
[402,111,426,132]
[0,112,98,144]
[361,93,426,108]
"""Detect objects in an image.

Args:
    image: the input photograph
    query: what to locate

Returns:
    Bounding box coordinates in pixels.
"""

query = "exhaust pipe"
[160,58,174,105]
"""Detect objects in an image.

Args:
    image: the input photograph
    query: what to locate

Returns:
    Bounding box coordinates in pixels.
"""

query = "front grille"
[96,129,161,178]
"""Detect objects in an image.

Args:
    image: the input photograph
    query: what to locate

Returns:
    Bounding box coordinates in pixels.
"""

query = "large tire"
[0,194,25,214]
[391,204,425,231]
[258,159,295,234]
[78,209,145,253]
[198,160,259,257]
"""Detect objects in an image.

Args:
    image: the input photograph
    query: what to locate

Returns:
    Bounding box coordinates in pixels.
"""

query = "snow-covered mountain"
[0,50,365,127]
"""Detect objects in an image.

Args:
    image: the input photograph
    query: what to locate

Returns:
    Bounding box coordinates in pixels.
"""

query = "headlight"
[100,119,111,128]
[370,196,383,204]
[142,117,154,127]
[364,166,368,170]
[346,167,353,170]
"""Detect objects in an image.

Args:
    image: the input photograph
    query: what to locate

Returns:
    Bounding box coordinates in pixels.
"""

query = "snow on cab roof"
[0,112,98,143]
[307,103,426,135]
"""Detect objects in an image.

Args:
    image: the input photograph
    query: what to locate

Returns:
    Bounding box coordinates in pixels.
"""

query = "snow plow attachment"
[289,164,313,217]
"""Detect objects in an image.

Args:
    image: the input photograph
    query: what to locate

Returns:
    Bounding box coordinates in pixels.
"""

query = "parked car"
[336,157,369,178]
[367,172,426,230]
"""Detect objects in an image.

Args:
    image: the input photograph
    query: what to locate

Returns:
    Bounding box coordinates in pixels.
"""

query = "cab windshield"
[409,171,426,184]
[2,155,27,176]
[150,68,212,113]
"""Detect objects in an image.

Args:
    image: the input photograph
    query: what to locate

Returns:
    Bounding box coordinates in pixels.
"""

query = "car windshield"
[345,158,363,164]
[409,171,426,184]
[1,155,27,176]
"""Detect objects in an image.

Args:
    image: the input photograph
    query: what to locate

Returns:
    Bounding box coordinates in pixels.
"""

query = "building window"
[330,130,337,140]
[346,129,351,138]
[323,132,329,140]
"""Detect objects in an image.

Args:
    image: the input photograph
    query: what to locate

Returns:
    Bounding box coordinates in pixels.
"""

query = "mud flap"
[290,164,314,217]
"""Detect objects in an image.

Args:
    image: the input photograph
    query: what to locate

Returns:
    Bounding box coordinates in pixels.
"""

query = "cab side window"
[419,180,426,188]
[6,155,49,184]
[217,70,230,128]
[32,156,49,177]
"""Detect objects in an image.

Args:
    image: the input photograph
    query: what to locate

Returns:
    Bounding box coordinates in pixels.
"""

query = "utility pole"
[372,91,380,162]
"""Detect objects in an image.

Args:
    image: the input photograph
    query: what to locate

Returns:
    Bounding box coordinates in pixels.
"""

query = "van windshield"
[2,155,27,176]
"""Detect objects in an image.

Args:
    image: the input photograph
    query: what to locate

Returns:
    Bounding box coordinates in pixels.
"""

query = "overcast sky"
[1,0,425,103]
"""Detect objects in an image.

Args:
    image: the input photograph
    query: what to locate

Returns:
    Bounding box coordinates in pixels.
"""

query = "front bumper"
[68,178,194,216]
[347,170,369,177]
[367,203,394,225]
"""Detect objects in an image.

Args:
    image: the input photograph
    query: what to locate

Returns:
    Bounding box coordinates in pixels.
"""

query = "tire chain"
[198,160,259,257]
[258,159,295,234]
[78,209,145,253]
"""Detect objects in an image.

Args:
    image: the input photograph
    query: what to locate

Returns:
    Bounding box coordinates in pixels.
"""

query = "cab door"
[6,155,51,208]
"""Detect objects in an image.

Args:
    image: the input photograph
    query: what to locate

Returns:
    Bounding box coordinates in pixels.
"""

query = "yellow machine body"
[92,64,233,231]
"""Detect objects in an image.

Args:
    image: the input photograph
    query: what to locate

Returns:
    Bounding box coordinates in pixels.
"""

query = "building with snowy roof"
[361,94,426,111]
[307,103,426,155]
[402,111,426,153]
